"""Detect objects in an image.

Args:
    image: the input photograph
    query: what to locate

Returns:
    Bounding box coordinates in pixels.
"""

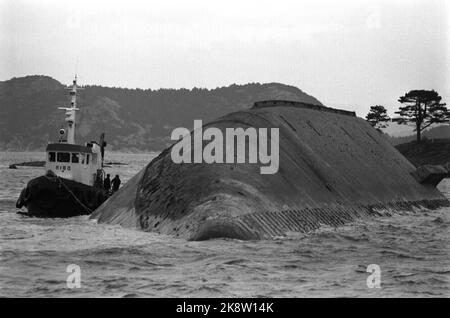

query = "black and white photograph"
[0,0,449,302]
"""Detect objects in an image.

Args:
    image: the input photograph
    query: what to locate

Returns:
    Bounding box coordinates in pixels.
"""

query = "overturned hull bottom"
[91,101,450,240]
[16,174,108,218]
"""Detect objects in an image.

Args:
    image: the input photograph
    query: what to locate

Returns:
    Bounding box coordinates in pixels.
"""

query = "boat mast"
[58,75,81,144]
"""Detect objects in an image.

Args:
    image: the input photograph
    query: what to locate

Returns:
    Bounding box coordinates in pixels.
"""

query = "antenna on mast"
[58,75,83,144]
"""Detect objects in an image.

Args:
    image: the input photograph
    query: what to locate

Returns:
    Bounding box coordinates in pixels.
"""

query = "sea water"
[0,151,449,297]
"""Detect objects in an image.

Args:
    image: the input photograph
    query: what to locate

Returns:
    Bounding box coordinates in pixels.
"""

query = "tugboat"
[16,76,109,217]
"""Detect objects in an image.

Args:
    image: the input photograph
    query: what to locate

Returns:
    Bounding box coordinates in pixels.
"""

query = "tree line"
[365,89,450,142]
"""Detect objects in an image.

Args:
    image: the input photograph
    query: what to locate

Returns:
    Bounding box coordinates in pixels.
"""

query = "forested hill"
[0,75,322,151]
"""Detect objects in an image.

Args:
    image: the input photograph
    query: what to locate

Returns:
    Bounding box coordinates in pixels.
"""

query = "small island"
[9,161,45,169]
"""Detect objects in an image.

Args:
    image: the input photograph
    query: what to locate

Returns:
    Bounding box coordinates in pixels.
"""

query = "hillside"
[395,139,450,167]
[386,125,450,145]
[0,75,322,151]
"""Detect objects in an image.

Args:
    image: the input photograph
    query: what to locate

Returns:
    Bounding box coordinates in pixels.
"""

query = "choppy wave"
[0,152,449,297]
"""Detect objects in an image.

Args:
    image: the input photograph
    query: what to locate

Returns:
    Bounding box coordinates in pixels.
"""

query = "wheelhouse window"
[57,152,70,163]
[86,154,90,164]
[71,153,79,163]
[48,152,56,162]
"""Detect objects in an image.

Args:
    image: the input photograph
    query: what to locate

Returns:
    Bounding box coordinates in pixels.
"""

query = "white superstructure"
[45,76,104,186]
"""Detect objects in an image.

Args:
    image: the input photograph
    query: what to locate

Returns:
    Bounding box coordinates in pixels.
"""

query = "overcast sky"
[1,0,448,117]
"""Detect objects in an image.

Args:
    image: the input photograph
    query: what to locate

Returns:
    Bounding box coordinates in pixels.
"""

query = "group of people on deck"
[103,174,121,194]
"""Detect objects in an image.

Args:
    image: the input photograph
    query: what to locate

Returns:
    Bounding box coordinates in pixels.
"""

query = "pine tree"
[393,90,449,142]
[365,105,390,130]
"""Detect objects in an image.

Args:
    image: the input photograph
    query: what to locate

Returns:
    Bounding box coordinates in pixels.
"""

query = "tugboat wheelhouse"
[41,76,105,186]
[45,142,102,186]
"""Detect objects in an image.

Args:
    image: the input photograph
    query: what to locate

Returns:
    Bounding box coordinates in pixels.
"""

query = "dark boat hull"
[16,174,108,217]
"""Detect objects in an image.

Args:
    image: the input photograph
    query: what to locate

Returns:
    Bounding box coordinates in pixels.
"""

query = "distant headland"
[0,75,322,152]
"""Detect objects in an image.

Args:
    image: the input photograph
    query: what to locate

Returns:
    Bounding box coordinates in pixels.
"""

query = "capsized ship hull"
[91,101,450,240]
[16,173,108,217]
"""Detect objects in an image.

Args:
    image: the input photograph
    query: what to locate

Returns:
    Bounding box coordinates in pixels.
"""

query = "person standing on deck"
[111,175,121,193]
[103,174,111,193]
